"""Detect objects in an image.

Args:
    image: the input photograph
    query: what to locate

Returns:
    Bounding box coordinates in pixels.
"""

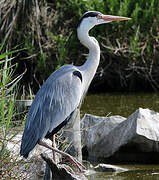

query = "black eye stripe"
[78,11,101,27]
[83,11,101,18]
[73,71,83,82]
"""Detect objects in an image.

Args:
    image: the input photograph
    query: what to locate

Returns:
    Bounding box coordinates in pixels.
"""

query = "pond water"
[81,92,159,117]
[88,164,159,180]
[81,92,159,180]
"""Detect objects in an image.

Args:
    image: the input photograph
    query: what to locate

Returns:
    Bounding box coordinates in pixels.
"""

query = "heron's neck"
[77,28,100,86]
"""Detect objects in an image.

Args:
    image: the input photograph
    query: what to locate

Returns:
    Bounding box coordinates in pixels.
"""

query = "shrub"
[1,0,159,91]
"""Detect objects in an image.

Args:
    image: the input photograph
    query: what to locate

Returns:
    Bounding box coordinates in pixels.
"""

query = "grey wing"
[20,67,83,158]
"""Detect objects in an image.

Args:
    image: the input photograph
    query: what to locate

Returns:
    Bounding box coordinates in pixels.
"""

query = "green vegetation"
[0,0,159,178]
[1,0,159,91]
[0,44,25,178]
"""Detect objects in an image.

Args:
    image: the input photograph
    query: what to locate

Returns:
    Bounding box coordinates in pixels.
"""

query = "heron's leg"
[52,135,56,162]
[38,140,85,172]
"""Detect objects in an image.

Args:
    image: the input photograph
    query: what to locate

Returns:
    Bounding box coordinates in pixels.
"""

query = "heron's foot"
[38,140,85,172]
[63,154,86,172]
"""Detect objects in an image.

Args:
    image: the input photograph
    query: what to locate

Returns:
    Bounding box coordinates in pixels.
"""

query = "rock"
[6,132,54,179]
[84,169,96,176]
[94,163,128,172]
[63,108,82,162]
[41,153,87,180]
[41,153,88,180]
[81,114,126,149]
[7,132,53,161]
[6,132,86,179]
[6,132,23,159]
[81,108,159,161]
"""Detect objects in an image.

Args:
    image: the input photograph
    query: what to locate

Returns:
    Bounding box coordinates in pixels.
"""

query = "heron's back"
[20,65,83,158]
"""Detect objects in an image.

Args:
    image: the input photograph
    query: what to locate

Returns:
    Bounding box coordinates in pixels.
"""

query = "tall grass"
[0,43,25,178]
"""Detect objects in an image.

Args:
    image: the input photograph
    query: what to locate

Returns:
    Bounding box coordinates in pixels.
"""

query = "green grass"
[0,42,25,179]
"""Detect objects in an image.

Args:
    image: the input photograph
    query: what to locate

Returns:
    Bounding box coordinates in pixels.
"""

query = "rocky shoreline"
[6,108,159,179]
[81,108,159,163]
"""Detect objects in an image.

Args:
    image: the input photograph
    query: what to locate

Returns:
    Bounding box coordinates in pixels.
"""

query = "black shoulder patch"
[73,70,82,82]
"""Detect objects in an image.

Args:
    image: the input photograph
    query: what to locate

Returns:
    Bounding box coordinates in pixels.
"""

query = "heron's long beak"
[99,14,131,21]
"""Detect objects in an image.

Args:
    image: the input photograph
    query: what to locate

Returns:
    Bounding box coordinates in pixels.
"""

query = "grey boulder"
[81,108,159,159]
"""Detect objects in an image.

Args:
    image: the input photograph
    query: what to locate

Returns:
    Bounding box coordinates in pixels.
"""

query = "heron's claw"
[38,140,85,172]
[65,155,86,172]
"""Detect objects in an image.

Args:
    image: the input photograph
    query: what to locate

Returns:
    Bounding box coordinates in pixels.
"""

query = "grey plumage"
[20,65,83,158]
[20,11,130,158]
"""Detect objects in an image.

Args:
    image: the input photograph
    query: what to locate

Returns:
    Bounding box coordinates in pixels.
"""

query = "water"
[88,164,159,180]
[81,92,159,180]
[81,92,159,117]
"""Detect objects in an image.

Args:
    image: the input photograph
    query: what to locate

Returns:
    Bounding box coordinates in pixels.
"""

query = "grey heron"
[20,11,130,171]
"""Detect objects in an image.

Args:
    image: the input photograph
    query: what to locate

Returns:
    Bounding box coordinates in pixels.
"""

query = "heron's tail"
[20,150,29,158]
[20,127,39,158]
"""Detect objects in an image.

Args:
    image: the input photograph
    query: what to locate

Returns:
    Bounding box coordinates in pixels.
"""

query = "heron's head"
[78,11,131,32]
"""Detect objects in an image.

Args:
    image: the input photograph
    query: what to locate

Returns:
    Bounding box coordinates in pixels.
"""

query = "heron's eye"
[97,14,102,19]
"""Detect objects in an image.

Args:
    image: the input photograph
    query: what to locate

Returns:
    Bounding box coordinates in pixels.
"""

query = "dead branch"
[41,153,87,180]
